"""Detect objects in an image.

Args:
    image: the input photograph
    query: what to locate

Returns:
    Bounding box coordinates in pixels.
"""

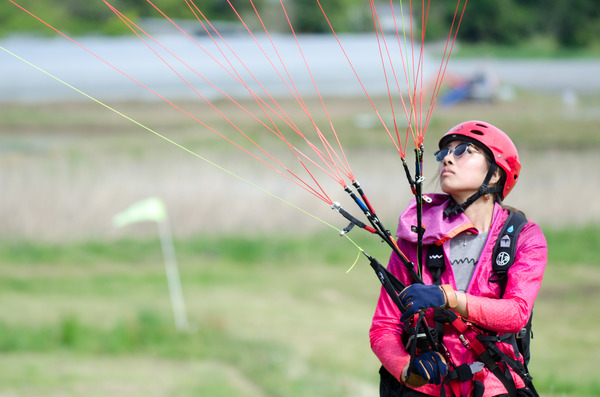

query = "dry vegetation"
[1,91,599,241]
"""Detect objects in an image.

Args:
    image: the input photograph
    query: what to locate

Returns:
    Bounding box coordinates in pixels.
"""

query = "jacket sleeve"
[369,244,415,381]
[466,222,547,333]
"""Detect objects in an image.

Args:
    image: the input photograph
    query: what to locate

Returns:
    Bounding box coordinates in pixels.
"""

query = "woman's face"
[437,140,493,203]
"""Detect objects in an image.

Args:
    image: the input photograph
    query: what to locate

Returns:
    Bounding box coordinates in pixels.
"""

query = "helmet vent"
[470,129,485,135]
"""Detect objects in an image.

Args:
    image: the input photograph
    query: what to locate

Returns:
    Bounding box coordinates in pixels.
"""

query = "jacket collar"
[396,193,503,246]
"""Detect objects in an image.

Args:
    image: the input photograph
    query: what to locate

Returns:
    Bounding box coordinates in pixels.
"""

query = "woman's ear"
[490,167,501,186]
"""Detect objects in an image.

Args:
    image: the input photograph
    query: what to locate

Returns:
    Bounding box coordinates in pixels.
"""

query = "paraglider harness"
[372,211,539,397]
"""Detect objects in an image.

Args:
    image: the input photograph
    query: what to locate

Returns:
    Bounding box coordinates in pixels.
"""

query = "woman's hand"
[401,350,448,386]
[399,283,464,322]
[399,284,447,322]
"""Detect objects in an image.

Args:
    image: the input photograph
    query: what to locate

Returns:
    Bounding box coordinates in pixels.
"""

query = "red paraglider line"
[7,0,337,205]
[110,0,344,198]
[183,0,351,190]
[424,0,469,134]
[315,0,404,158]
[7,0,468,208]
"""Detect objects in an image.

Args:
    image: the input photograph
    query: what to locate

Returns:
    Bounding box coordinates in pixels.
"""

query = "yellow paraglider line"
[0,44,368,269]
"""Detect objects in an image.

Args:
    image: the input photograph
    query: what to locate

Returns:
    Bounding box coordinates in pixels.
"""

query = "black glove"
[399,283,447,322]
[410,351,448,385]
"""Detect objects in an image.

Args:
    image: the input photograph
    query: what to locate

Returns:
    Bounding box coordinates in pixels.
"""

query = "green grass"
[1,224,597,266]
[0,232,384,396]
[545,224,600,265]
[0,227,599,396]
[447,36,600,59]
[0,232,379,266]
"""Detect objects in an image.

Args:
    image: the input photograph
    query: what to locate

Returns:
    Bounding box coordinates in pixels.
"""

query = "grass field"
[0,230,599,396]
[1,91,600,396]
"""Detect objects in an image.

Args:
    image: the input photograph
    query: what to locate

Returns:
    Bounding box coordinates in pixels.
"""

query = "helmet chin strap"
[444,163,503,217]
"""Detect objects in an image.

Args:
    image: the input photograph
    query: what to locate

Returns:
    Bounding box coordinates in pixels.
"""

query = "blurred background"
[1,1,599,396]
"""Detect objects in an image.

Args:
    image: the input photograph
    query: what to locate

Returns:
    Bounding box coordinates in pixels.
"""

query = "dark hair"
[492,168,506,204]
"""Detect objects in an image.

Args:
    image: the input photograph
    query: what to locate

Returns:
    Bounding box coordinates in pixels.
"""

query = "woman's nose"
[442,153,453,165]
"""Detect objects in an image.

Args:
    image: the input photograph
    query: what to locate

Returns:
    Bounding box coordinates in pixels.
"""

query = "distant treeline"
[2,0,599,48]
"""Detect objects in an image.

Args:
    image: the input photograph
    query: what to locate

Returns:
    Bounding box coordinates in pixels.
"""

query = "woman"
[370,121,547,397]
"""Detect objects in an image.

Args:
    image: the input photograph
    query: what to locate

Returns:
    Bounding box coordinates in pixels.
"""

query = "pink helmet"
[439,120,520,199]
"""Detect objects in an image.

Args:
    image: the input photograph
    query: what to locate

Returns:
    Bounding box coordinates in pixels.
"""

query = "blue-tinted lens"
[434,148,450,162]
[434,142,472,162]
[453,142,471,157]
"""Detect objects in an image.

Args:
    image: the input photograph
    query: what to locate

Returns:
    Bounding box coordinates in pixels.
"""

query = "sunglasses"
[434,142,473,162]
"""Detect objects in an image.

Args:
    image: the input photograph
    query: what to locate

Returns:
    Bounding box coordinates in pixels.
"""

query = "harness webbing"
[424,211,539,397]
[490,212,528,290]
[371,246,523,396]
[443,309,521,397]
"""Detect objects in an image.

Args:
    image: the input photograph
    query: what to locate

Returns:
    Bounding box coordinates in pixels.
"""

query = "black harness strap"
[490,211,535,367]
[427,244,448,351]
[427,244,446,285]
[366,254,407,313]
[490,211,528,290]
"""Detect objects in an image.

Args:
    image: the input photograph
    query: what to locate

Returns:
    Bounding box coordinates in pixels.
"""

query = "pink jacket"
[370,194,547,397]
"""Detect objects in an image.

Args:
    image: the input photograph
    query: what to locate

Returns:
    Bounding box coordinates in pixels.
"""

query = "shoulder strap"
[489,211,537,371]
[489,211,528,294]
